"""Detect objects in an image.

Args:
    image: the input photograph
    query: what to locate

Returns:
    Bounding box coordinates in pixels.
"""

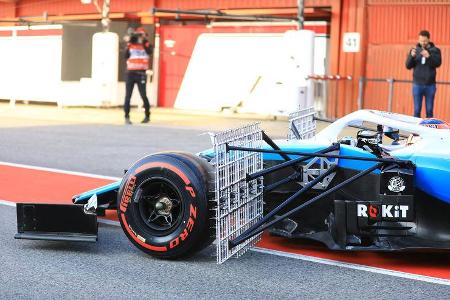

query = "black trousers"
[124,71,150,118]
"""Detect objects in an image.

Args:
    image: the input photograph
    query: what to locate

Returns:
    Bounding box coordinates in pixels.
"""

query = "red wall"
[0,2,15,18]
[4,0,449,119]
[363,2,450,120]
[6,0,155,17]
[326,0,364,118]
[325,0,450,121]
[1,0,332,19]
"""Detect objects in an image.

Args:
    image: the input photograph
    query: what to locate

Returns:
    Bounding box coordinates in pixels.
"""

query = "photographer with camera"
[123,27,152,124]
[405,30,441,118]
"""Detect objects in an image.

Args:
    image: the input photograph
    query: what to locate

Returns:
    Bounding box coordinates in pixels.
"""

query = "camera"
[126,27,147,44]
[129,33,141,44]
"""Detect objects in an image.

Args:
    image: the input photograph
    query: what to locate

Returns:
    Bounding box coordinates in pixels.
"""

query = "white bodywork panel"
[315,110,450,159]
[317,110,449,141]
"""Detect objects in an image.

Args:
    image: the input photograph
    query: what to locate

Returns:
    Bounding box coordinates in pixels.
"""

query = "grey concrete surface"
[0,124,213,176]
[1,206,449,300]
[0,119,449,299]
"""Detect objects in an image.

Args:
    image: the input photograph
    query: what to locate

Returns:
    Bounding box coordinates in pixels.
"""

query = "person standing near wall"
[124,27,152,125]
[405,30,441,118]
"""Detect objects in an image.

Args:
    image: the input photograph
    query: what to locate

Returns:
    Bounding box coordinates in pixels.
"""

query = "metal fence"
[308,75,354,117]
[358,77,450,114]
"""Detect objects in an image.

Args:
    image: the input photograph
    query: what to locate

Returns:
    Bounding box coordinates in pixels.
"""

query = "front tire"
[117,152,214,259]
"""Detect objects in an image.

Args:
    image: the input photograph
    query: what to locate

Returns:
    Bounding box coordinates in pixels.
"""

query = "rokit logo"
[357,204,409,219]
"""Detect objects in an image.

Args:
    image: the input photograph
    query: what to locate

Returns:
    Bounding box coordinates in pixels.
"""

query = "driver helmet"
[419,118,450,129]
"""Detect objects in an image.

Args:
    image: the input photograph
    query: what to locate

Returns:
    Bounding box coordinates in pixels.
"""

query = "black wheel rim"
[135,178,184,235]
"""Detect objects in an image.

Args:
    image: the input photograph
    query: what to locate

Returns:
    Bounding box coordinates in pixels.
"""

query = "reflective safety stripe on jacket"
[127,44,149,71]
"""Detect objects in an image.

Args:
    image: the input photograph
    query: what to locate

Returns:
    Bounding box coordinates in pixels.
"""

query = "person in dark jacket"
[405,30,441,118]
[123,27,152,125]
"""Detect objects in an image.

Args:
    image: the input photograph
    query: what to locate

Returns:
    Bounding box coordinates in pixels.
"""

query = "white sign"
[343,32,360,53]
[164,39,176,48]
[175,32,315,114]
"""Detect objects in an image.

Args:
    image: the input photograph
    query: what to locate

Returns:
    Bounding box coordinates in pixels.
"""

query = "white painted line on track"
[0,161,121,181]
[98,218,120,226]
[1,162,450,286]
[252,247,450,286]
[0,200,16,207]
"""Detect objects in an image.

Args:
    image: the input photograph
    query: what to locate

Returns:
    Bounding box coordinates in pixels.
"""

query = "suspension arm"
[232,164,338,248]
[226,145,410,165]
[246,143,340,182]
[229,162,384,248]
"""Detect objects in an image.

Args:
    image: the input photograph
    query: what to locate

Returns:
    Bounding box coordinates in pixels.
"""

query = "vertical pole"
[298,0,305,30]
[357,77,365,110]
[101,0,111,32]
[10,29,17,107]
[387,78,394,112]
[334,78,339,117]
[150,32,160,107]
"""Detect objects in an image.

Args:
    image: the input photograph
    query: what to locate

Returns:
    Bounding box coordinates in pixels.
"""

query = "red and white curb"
[1,161,450,287]
[0,199,16,207]
[251,247,450,286]
[0,161,121,181]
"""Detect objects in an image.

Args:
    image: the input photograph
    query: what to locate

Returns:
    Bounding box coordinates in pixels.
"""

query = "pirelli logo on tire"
[117,154,213,259]
[120,175,136,213]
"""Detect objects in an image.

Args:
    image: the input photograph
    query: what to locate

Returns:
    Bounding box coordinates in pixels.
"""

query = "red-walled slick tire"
[117,152,214,259]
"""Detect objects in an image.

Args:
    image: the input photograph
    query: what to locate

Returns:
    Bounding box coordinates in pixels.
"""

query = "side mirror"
[383,126,400,145]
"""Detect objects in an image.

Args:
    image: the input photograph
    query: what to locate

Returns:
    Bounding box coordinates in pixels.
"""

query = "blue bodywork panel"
[199,141,381,173]
[264,141,450,203]
[77,140,450,205]
[199,140,450,204]
[73,181,121,204]
[412,155,450,203]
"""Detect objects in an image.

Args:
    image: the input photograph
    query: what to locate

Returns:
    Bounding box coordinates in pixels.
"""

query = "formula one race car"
[15,108,450,263]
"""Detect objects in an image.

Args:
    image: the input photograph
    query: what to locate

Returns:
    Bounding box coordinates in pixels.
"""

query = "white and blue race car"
[15,109,450,263]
